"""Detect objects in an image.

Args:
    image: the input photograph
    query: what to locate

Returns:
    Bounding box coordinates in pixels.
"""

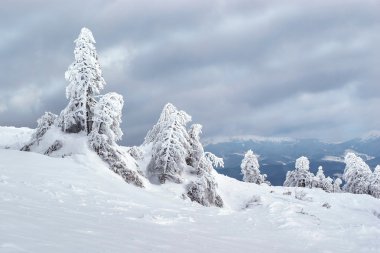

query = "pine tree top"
[75,27,96,44]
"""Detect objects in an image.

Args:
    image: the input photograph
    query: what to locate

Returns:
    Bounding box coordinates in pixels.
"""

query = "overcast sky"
[0,0,379,145]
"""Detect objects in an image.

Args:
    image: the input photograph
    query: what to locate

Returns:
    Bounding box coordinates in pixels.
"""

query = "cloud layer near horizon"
[0,0,379,145]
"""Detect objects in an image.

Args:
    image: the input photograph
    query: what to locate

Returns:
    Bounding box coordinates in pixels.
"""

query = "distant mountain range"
[205,133,380,186]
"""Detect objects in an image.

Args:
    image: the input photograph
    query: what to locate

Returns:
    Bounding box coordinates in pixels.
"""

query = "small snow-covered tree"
[185,124,224,207]
[369,165,380,198]
[314,166,325,186]
[312,166,334,192]
[186,124,204,168]
[342,152,371,194]
[332,178,342,193]
[60,27,106,134]
[147,103,191,184]
[241,150,267,185]
[321,176,334,193]
[91,92,123,144]
[21,112,57,151]
[89,92,143,187]
[284,156,314,188]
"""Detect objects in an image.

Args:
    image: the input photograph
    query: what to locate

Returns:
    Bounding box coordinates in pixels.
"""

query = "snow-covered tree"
[369,165,380,198]
[332,178,342,193]
[91,92,123,144]
[321,176,334,193]
[186,124,204,168]
[21,112,57,151]
[147,103,191,184]
[240,150,268,185]
[284,156,314,188]
[342,152,371,194]
[185,124,224,207]
[60,27,105,134]
[89,93,143,187]
[312,166,334,192]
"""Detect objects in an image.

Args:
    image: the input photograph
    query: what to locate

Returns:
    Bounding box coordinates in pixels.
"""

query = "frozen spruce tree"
[342,152,371,194]
[240,150,268,185]
[21,112,58,151]
[332,178,342,193]
[89,93,143,187]
[147,103,191,184]
[59,27,105,134]
[186,124,224,207]
[284,156,314,188]
[369,165,380,198]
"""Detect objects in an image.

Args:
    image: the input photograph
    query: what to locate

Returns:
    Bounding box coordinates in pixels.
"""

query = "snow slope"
[1,129,380,252]
[0,126,33,149]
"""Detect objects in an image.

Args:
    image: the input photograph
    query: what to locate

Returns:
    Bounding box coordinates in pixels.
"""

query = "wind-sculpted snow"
[1,148,380,252]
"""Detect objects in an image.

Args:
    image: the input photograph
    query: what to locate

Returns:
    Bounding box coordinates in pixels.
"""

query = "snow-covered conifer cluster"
[21,27,143,187]
[284,156,314,188]
[144,104,224,207]
[240,150,269,185]
[284,156,340,192]
[17,27,380,212]
[369,165,380,198]
[282,153,380,198]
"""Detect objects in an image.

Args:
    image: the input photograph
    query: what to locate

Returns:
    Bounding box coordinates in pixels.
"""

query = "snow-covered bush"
[21,112,57,151]
[187,172,223,208]
[240,149,268,185]
[59,27,105,134]
[283,156,314,188]
[146,103,191,184]
[343,153,371,194]
[369,165,380,198]
[186,151,224,207]
[294,190,312,201]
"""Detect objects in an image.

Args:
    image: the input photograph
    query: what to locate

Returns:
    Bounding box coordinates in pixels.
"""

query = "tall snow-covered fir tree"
[186,124,224,207]
[240,150,268,185]
[283,156,314,188]
[343,152,372,194]
[59,27,106,134]
[146,103,192,184]
[369,165,380,198]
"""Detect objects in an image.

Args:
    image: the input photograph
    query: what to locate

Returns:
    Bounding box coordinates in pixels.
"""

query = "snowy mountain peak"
[204,134,296,145]
[361,130,380,142]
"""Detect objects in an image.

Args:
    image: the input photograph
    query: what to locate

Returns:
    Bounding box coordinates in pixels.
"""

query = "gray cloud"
[0,0,379,145]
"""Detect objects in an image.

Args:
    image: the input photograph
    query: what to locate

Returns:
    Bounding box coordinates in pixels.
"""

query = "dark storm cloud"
[0,0,379,145]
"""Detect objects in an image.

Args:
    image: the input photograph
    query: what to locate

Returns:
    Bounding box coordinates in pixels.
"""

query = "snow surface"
[1,129,380,252]
[0,126,33,149]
